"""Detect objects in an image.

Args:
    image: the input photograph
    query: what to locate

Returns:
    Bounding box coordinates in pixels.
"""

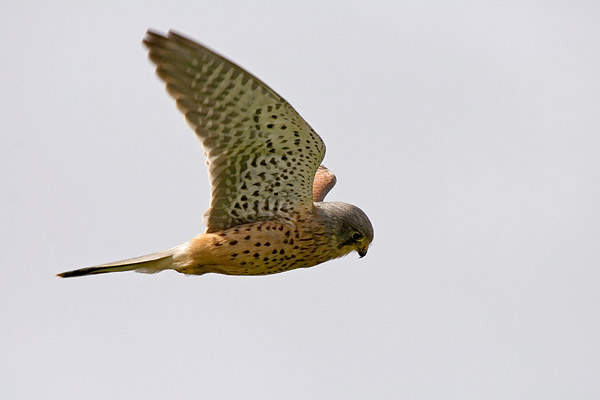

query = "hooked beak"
[357,246,368,258]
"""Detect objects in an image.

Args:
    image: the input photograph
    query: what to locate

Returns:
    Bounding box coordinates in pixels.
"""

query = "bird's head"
[317,202,374,259]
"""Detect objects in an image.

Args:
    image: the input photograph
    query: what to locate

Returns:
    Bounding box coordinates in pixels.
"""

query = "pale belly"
[173,220,336,275]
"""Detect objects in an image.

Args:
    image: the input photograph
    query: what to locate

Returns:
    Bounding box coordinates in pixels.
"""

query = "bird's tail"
[57,248,177,278]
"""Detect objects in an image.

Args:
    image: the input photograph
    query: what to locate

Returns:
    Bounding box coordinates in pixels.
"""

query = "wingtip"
[143,28,191,42]
[142,29,165,47]
[143,28,208,54]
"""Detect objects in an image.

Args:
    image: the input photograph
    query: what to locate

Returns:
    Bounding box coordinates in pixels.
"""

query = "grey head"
[315,201,374,258]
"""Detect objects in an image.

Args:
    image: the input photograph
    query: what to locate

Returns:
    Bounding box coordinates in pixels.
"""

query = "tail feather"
[57,248,177,278]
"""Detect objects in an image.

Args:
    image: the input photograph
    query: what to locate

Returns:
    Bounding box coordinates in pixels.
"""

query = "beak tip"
[358,248,368,258]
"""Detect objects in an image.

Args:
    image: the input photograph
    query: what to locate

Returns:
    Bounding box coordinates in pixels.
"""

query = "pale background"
[1,1,599,399]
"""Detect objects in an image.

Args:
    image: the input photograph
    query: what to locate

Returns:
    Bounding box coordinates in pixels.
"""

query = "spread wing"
[312,165,337,202]
[143,30,326,233]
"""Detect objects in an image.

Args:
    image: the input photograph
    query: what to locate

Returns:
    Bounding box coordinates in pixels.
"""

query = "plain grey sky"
[2,0,599,398]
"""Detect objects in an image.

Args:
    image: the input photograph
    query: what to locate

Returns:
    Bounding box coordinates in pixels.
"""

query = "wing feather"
[312,165,337,202]
[143,30,326,232]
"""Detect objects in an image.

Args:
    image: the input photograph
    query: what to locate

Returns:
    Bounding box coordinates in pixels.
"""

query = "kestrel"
[57,30,374,278]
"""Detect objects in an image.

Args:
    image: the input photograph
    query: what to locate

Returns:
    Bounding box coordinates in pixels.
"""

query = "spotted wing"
[312,165,337,202]
[143,30,326,232]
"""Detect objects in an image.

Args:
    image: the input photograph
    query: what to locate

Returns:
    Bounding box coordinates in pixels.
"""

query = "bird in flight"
[57,30,374,278]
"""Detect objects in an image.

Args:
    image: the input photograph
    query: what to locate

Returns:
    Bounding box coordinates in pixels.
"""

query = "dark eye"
[352,232,363,241]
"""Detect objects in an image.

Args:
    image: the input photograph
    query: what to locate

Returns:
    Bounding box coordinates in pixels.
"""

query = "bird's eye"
[352,232,363,241]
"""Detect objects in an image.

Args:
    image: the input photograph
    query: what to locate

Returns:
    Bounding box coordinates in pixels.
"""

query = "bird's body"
[57,30,373,279]
[179,207,345,275]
